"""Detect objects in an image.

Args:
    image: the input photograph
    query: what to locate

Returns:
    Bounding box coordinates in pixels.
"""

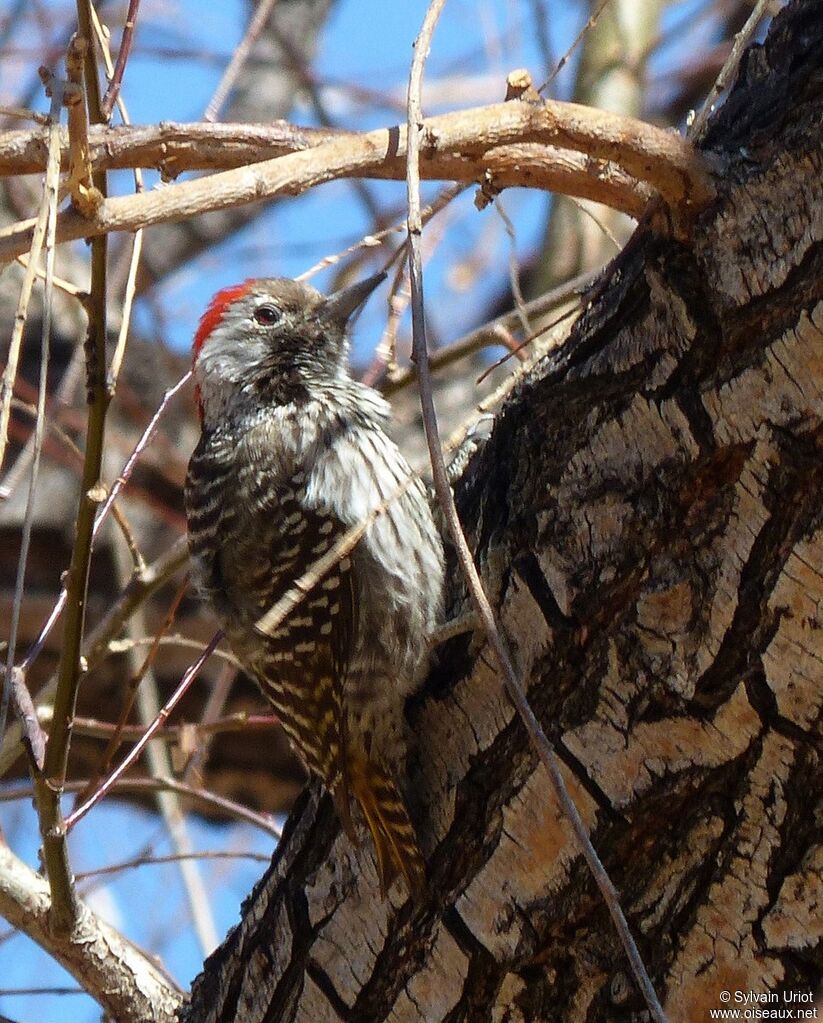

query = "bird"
[184,271,444,896]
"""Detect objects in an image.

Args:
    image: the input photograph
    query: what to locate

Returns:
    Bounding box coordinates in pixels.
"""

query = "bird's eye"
[253,304,281,326]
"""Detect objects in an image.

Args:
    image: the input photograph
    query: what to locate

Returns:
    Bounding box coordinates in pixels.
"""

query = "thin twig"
[566,193,623,253]
[1,775,282,838]
[34,4,110,933]
[475,301,582,386]
[90,2,144,393]
[0,338,85,503]
[406,6,668,1021]
[382,268,595,396]
[75,848,269,881]
[688,0,771,141]
[128,586,219,954]
[65,632,223,831]
[74,577,188,806]
[13,252,84,296]
[108,230,143,390]
[538,0,613,94]
[102,537,219,956]
[0,79,63,757]
[204,0,278,122]
[369,259,409,385]
[528,0,554,82]
[0,79,60,478]
[95,374,191,546]
[0,103,49,123]
[494,196,532,337]
[0,538,189,779]
[182,661,237,784]
[99,0,140,119]
[16,372,191,677]
[67,709,278,743]
[297,183,465,285]
[109,500,146,572]
[366,186,465,384]
[105,632,240,667]
[64,35,103,215]
[6,666,47,770]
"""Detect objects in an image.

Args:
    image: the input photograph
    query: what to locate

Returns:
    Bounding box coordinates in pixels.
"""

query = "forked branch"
[0,97,714,264]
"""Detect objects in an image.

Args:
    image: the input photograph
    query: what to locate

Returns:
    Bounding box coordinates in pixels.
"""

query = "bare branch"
[99,0,141,120]
[75,848,269,882]
[64,35,103,215]
[0,79,62,476]
[0,538,190,780]
[0,98,714,263]
[14,372,191,678]
[2,775,283,838]
[0,75,63,759]
[68,709,278,743]
[689,0,772,140]
[0,842,182,1023]
[5,667,46,770]
[64,632,223,830]
[89,3,145,393]
[32,0,113,933]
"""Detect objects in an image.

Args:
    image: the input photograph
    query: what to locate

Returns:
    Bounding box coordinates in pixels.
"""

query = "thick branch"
[0,841,182,1023]
[0,100,713,262]
[0,120,649,215]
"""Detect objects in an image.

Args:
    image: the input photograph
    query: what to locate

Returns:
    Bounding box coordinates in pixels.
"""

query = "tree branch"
[0,98,714,263]
[0,841,183,1023]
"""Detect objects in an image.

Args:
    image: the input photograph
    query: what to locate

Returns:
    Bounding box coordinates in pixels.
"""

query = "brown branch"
[382,268,595,395]
[64,35,103,214]
[689,0,772,141]
[100,0,141,120]
[0,76,63,766]
[69,710,280,743]
[15,372,191,678]
[64,632,223,831]
[0,80,63,478]
[0,842,182,1023]
[0,538,190,780]
[99,776,281,837]
[181,661,237,785]
[1,776,283,839]
[73,578,188,809]
[75,848,269,882]
[0,99,714,262]
[5,667,47,770]
[33,3,112,935]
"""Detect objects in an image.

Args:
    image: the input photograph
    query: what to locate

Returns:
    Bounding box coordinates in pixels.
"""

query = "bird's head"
[191,272,385,427]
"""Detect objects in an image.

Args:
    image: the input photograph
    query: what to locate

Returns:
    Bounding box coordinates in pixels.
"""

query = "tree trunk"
[182,4,823,1020]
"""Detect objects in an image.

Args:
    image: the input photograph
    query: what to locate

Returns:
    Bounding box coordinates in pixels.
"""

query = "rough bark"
[182,4,823,1020]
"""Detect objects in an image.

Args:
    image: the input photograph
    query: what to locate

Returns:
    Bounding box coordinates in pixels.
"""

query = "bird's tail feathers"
[347,751,425,899]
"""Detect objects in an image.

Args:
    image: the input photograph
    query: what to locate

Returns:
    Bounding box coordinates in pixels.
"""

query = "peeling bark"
[182,4,823,1021]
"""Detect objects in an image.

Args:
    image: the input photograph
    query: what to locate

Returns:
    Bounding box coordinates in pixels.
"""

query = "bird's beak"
[322,270,386,325]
